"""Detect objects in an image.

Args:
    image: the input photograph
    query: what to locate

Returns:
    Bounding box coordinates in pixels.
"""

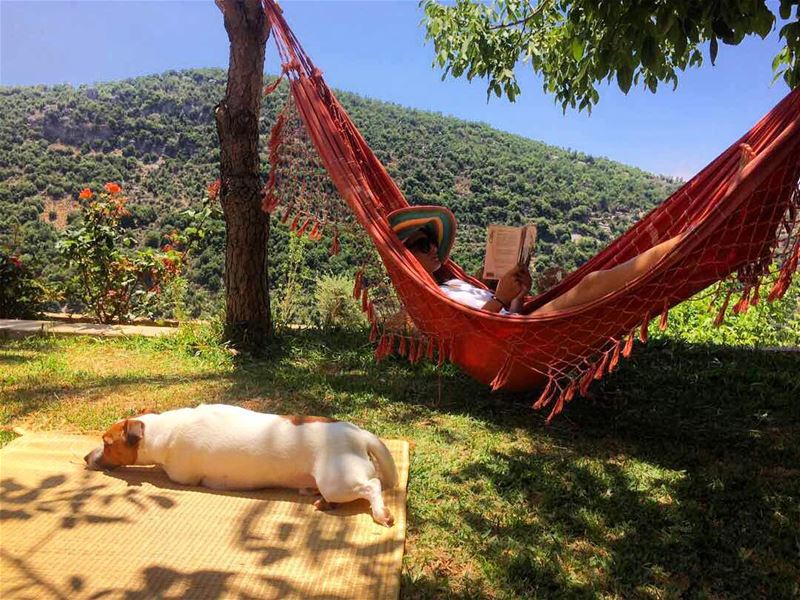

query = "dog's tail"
[365,432,398,489]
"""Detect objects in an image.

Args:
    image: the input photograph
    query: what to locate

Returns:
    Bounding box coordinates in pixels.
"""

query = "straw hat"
[387,205,456,263]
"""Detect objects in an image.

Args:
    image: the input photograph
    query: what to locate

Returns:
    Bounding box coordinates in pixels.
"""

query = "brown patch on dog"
[280,415,337,426]
[100,419,144,467]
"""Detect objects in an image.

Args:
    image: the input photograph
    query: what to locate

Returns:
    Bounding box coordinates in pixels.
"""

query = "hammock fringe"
[490,356,515,391]
[594,350,610,381]
[532,377,554,410]
[639,312,650,343]
[622,330,636,358]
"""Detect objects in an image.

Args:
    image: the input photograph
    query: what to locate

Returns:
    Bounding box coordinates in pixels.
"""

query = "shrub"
[652,278,800,348]
[314,273,367,331]
[57,183,185,323]
[0,251,49,318]
[273,234,315,328]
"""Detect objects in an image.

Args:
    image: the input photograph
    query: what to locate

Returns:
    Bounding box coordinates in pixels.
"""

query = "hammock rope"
[260,0,800,420]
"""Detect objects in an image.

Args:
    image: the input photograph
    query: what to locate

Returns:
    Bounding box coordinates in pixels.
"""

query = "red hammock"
[260,0,800,419]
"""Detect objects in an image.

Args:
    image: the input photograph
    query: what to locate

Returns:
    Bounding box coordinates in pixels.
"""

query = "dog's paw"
[373,508,394,528]
[314,498,336,511]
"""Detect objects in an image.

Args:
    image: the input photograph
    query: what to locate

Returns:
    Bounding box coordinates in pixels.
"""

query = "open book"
[482,224,537,280]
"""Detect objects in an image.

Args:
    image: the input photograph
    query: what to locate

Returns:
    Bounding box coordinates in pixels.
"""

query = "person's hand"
[495,265,527,305]
[515,266,532,299]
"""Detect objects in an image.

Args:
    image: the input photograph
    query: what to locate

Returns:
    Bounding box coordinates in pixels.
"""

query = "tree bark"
[215,0,271,352]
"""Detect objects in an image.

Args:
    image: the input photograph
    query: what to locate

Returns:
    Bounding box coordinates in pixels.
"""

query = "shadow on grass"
[2,372,230,423]
[0,353,34,366]
[386,340,796,599]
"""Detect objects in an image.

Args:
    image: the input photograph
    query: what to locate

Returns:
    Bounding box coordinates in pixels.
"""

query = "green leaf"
[571,38,584,61]
[772,48,788,71]
[779,0,791,20]
[641,36,657,69]
[616,64,633,93]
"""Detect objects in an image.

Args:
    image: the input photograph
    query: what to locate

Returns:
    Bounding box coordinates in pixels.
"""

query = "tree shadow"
[265,334,799,596]
[445,443,798,598]
[1,469,177,531]
[378,341,798,598]
[2,463,403,599]
[0,353,33,365]
[2,371,230,423]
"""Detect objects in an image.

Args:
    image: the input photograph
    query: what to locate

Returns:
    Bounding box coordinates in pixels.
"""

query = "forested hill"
[0,68,680,314]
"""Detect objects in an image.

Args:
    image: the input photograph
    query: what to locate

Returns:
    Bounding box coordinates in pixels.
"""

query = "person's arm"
[481,266,529,313]
[509,297,524,314]
[481,296,510,313]
[508,267,532,313]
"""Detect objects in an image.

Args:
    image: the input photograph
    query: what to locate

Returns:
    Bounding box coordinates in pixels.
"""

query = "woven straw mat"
[0,432,409,599]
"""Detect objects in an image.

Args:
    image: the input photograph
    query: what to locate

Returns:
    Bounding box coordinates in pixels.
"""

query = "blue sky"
[0,0,791,178]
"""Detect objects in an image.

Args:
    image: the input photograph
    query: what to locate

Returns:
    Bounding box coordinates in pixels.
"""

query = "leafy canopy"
[422,0,800,110]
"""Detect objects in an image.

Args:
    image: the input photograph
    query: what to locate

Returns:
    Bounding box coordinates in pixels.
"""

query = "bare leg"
[535,234,685,314]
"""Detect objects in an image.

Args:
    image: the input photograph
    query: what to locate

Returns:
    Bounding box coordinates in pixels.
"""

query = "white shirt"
[439,278,509,314]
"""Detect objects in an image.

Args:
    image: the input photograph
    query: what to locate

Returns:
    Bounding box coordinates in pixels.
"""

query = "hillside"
[0,68,680,316]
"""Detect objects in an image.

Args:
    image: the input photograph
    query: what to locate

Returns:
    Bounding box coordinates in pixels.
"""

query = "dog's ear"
[124,419,145,446]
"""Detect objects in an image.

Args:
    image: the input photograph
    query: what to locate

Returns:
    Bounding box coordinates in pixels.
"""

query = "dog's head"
[84,419,145,471]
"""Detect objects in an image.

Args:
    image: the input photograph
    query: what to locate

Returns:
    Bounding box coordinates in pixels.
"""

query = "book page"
[482,225,524,279]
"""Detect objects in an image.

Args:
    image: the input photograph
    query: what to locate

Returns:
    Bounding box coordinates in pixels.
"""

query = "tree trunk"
[215,0,271,353]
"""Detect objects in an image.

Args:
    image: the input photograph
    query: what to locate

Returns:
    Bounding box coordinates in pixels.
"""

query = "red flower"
[104,182,122,195]
[207,179,221,199]
[161,255,181,275]
[162,244,174,253]
[79,188,93,200]
[9,255,22,268]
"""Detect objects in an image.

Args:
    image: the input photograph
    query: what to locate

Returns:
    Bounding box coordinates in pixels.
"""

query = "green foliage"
[0,251,49,318]
[57,185,184,323]
[653,280,800,347]
[314,273,368,330]
[272,233,314,328]
[148,275,190,321]
[422,0,800,110]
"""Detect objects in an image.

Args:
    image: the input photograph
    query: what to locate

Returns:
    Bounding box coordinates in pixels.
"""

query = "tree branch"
[488,0,552,31]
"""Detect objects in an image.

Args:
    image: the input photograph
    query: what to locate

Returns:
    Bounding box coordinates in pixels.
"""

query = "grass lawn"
[1,326,798,599]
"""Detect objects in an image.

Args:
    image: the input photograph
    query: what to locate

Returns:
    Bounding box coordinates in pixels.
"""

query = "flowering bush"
[0,251,49,318]
[57,183,186,324]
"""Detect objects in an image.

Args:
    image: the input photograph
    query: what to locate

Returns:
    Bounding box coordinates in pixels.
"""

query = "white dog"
[84,404,398,526]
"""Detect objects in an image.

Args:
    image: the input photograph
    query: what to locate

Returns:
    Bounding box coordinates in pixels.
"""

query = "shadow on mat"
[101,465,377,520]
[1,469,176,529]
[1,556,378,600]
[2,465,397,599]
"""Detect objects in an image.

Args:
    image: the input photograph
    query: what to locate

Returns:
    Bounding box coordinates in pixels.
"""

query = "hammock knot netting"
[258,0,800,420]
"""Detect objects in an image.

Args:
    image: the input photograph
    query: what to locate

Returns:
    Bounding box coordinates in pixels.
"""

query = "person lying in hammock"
[388,205,532,314]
